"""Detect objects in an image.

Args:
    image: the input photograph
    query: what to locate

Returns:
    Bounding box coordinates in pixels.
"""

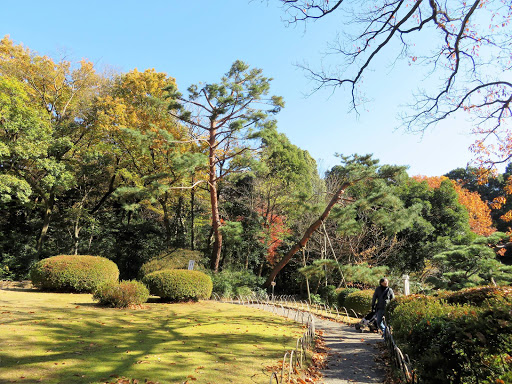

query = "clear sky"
[0,0,484,176]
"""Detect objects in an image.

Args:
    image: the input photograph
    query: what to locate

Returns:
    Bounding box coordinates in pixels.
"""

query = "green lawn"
[0,288,304,384]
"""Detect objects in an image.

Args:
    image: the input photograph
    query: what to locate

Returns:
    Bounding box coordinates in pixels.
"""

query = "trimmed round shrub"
[30,255,119,293]
[93,280,149,308]
[139,248,205,278]
[336,287,360,308]
[344,289,374,315]
[142,269,212,301]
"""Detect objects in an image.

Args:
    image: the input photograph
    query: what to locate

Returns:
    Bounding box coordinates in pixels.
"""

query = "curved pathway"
[246,303,385,384]
[315,317,385,384]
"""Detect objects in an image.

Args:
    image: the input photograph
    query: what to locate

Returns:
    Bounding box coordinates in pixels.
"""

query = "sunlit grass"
[0,289,304,384]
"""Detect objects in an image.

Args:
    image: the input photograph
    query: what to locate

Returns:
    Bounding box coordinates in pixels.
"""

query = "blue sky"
[1,0,482,176]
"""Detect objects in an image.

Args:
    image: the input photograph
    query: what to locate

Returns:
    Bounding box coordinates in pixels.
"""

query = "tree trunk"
[90,172,117,214]
[190,175,195,250]
[160,193,172,242]
[322,221,347,288]
[263,182,350,288]
[174,195,186,247]
[209,122,223,272]
[303,249,311,304]
[88,223,95,252]
[36,190,55,257]
[73,220,81,255]
[210,182,222,271]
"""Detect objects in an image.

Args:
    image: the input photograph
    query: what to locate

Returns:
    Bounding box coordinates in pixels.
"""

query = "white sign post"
[188,260,195,270]
[402,274,410,296]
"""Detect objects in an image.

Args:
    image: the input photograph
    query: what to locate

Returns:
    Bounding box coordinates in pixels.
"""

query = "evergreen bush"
[142,269,212,301]
[344,289,374,315]
[318,285,337,306]
[336,287,360,308]
[93,280,149,308]
[30,255,119,293]
[309,293,323,305]
[209,269,264,299]
[235,285,253,297]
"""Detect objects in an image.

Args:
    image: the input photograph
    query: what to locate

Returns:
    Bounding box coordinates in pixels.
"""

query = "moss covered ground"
[0,288,304,384]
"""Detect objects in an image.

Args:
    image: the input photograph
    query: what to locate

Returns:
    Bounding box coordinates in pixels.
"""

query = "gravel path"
[315,317,385,384]
[245,303,385,384]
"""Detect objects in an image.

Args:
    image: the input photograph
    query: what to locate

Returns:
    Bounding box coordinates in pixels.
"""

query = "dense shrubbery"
[344,289,373,315]
[93,280,149,308]
[30,255,119,293]
[143,269,212,301]
[336,287,360,308]
[385,294,440,324]
[209,269,264,298]
[388,286,512,384]
[139,248,205,278]
[318,285,337,305]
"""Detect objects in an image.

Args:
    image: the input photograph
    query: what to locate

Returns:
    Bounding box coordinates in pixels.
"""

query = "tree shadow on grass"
[0,293,300,384]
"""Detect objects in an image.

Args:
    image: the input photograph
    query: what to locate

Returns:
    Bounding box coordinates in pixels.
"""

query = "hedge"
[388,286,512,384]
[93,280,149,308]
[142,269,212,301]
[30,255,119,293]
[344,289,374,315]
[336,287,360,308]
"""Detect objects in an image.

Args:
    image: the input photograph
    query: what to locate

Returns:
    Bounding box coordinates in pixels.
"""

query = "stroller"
[355,310,378,333]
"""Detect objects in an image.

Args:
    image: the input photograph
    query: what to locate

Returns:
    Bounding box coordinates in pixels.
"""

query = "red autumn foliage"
[257,208,291,266]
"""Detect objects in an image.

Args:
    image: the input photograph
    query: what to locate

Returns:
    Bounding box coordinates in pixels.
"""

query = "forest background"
[1,1,512,296]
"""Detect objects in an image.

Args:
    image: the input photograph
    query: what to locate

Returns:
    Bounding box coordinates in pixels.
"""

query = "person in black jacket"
[371,278,395,337]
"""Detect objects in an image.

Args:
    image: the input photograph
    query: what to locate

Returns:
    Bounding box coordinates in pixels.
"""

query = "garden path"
[314,317,385,384]
[246,303,385,384]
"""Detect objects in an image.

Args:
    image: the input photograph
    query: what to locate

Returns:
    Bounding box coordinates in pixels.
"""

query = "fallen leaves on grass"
[100,377,158,384]
[265,330,329,383]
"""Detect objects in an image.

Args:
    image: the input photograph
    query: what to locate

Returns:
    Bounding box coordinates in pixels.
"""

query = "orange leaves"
[490,196,506,210]
[412,175,446,189]
[500,210,512,223]
[504,179,512,195]
[453,183,495,236]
